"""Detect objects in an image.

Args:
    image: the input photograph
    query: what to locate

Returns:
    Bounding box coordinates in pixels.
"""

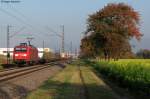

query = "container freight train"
[13,43,39,65]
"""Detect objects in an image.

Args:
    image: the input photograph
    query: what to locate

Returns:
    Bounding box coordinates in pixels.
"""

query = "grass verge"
[27,61,119,99]
[27,65,84,99]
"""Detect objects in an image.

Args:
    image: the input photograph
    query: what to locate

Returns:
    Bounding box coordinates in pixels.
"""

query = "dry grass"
[27,65,84,99]
[80,66,119,99]
[27,61,120,99]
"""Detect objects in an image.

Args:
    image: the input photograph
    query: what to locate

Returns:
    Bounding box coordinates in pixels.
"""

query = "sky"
[0,0,150,52]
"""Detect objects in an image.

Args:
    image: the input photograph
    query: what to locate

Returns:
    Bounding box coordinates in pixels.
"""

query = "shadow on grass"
[40,79,117,99]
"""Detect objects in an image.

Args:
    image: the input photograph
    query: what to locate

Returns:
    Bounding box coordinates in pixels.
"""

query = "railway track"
[0,61,59,73]
[0,67,19,72]
[0,64,51,82]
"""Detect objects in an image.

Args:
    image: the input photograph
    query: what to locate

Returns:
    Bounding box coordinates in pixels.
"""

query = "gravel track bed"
[0,65,63,99]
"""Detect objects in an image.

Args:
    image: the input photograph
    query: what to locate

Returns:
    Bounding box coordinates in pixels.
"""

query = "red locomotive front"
[13,43,39,65]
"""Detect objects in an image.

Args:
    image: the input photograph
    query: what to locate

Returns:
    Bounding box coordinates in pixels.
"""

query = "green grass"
[27,61,119,99]
[27,65,83,99]
[80,66,118,99]
[85,59,150,96]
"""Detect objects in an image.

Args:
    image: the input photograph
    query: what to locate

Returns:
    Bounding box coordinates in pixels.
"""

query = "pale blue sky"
[0,0,150,52]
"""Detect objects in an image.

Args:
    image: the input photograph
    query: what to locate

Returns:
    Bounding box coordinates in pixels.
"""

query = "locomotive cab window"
[15,48,27,52]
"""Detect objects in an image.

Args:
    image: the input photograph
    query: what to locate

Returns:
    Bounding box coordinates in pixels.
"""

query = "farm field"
[27,62,121,99]
[86,59,150,98]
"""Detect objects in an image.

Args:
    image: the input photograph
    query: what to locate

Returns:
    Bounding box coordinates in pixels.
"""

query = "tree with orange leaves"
[80,3,142,59]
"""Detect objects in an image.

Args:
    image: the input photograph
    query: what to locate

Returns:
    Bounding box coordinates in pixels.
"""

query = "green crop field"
[87,59,150,96]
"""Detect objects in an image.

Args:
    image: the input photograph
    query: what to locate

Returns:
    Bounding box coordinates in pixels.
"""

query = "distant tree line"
[136,49,150,59]
[80,3,142,60]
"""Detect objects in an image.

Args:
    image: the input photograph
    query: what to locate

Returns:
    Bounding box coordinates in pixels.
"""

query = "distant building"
[60,52,79,59]
[0,48,53,58]
[37,48,53,58]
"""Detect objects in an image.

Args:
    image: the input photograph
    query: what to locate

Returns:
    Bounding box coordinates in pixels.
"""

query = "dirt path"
[0,65,63,99]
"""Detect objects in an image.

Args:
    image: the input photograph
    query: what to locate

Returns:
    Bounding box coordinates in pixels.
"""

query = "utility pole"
[70,41,72,54]
[6,25,11,64]
[2,0,21,64]
[46,25,65,56]
[42,40,45,58]
[6,25,25,64]
[61,25,65,53]
[43,40,45,50]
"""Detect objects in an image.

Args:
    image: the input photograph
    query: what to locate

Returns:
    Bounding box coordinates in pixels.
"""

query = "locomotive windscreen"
[15,48,27,52]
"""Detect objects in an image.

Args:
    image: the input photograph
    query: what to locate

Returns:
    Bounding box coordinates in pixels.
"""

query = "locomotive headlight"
[23,54,27,56]
[15,54,18,56]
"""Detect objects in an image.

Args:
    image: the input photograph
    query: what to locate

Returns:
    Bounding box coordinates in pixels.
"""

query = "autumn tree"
[80,3,142,60]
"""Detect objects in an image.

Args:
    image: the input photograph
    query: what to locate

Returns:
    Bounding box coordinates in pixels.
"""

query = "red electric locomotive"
[13,43,39,65]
